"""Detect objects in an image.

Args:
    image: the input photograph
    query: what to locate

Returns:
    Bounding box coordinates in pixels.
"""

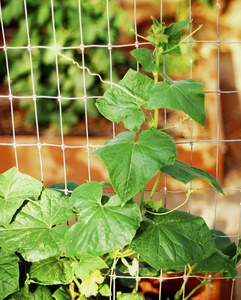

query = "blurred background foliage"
[0,0,212,134]
[0,0,132,133]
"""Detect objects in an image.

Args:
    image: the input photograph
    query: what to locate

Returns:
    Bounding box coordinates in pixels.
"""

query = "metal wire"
[0,0,240,298]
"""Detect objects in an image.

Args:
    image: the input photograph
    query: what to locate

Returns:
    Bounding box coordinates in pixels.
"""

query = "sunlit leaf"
[64,182,142,256]
[131,48,157,73]
[130,209,216,270]
[0,167,43,225]
[148,73,206,126]
[0,189,74,261]
[96,69,154,131]
[30,257,74,285]
[93,129,177,203]
[0,249,19,299]
[73,254,108,280]
[161,160,224,194]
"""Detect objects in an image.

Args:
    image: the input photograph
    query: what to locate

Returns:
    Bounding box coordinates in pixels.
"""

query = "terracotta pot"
[138,273,234,300]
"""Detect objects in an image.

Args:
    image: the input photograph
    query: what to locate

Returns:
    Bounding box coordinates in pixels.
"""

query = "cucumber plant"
[0,18,240,300]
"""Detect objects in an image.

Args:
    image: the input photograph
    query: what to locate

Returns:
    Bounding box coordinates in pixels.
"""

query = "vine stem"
[175,264,195,300]
[153,46,160,129]
[145,188,197,216]
[140,185,145,210]
[183,272,220,300]
[147,172,163,203]
[56,50,147,105]
[73,276,82,292]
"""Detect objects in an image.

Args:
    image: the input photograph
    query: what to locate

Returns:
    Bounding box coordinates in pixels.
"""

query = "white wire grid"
[0,0,240,299]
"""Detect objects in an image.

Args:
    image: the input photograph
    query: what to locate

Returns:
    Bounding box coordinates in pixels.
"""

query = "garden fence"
[0,0,240,299]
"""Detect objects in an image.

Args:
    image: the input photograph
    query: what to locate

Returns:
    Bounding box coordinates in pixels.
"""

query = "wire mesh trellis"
[0,0,241,299]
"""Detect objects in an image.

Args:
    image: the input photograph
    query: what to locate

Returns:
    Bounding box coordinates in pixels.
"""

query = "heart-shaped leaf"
[0,188,74,261]
[0,167,43,225]
[93,128,177,203]
[194,250,238,279]
[0,249,19,299]
[148,73,206,126]
[64,182,142,256]
[96,69,154,131]
[131,48,157,73]
[161,160,224,194]
[130,209,216,270]
[30,257,74,285]
[73,254,108,280]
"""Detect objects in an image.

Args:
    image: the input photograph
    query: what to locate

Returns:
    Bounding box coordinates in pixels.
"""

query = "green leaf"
[212,230,237,258]
[194,250,238,279]
[0,188,74,261]
[98,283,111,297]
[163,19,190,55]
[48,181,80,196]
[30,257,74,285]
[161,160,224,194]
[64,182,142,256]
[117,293,145,300]
[93,129,177,203]
[0,249,19,299]
[147,17,169,46]
[53,286,72,300]
[130,209,216,270]
[197,0,213,8]
[96,69,154,131]
[73,254,108,280]
[148,73,206,126]
[131,48,157,73]
[6,286,52,300]
[0,167,43,225]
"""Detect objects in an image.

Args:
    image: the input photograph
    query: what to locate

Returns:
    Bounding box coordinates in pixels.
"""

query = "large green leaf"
[194,250,238,279]
[73,254,108,280]
[130,209,216,270]
[64,182,142,256]
[96,69,154,131]
[0,249,19,299]
[6,286,52,300]
[148,73,206,126]
[0,188,74,261]
[53,286,72,300]
[93,129,177,203]
[130,48,157,73]
[163,20,190,55]
[29,257,74,285]
[212,230,237,258]
[0,167,43,225]
[161,160,224,194]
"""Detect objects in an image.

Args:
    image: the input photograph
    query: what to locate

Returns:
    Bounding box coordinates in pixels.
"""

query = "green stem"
[147,172,162,203]
[146,188,197,216]
[231,248,241,261]
[175,264,195,300]
[162,24,203,55]
[73,276,82,292]
[183,272,221,300]
[153,46,160,129]
[140,186,145,210]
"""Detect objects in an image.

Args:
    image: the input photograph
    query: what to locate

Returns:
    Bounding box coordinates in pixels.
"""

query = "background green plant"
[0,0,131,133]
